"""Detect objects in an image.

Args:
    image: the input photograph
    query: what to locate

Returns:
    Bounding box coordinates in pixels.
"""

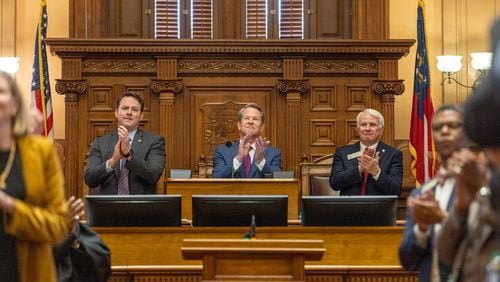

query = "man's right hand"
[107,140,123,169]
[408,191,445,232]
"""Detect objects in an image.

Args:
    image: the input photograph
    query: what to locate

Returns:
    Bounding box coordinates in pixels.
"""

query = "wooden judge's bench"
[47,38,417,281]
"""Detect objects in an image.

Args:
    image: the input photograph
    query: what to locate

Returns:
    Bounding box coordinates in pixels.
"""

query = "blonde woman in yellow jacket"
[0,70,67,282]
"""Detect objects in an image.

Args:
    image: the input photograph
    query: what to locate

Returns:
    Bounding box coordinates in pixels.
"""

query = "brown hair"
[117,91,144,112]
[237,103,265,124]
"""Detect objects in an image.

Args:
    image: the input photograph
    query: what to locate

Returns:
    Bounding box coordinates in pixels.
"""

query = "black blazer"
[84,129,166,194]
[329,141,403,195]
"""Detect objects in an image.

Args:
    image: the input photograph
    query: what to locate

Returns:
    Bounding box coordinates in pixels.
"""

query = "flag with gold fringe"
[410,0,436,187]
[31,0,53,139]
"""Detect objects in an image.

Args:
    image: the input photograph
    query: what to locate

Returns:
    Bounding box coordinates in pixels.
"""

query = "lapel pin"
[138,139,142,143]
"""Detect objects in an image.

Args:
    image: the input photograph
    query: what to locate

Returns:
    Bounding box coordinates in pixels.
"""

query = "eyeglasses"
[431,122,463,131]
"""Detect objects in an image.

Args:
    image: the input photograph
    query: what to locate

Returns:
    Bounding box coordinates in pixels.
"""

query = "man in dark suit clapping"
[84,91,166,194]
[329,108,403,195]
[212,103,281,178]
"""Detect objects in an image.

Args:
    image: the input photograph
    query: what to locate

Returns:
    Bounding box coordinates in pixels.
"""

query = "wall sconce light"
[0,57,20,74]
[436,52,492,88]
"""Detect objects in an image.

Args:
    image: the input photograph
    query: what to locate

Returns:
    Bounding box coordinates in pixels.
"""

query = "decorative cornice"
[47,39,414,57]
[150,79,183,94]
[55,79,87,95]
[178,60,282,74]
[278,79,310,94]
[82,60,156,74]
[304,60,377,74]
[372,80,405,96]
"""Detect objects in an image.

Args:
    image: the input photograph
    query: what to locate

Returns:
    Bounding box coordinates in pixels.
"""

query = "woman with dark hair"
[0,70,67,282]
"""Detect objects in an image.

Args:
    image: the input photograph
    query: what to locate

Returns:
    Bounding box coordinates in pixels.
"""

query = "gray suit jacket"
[438,191,496,282]
[84,129,166,194]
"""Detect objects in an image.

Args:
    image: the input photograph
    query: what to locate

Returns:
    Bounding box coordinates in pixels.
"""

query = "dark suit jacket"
[329,141,403,195]
[212,141,282,178]
[399,185,455,282]
[84,129,166,194]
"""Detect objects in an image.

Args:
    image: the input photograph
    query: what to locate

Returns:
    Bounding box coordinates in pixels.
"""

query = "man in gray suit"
[84,91,166,194]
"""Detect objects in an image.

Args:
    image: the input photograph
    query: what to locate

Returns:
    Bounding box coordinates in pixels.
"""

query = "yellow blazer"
[4,136,67,282]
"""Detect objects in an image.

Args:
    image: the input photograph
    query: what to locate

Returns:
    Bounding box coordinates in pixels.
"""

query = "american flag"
[409,0,436,187]
[31,0,53,139]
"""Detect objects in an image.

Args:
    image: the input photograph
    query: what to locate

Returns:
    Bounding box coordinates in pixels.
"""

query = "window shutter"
[246,0,267,39]
[155,0,179,38]
[192,0,212,38]
[279,0,303,39]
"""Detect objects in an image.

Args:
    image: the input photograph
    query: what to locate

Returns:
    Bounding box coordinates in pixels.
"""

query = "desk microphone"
[226,141,235,178]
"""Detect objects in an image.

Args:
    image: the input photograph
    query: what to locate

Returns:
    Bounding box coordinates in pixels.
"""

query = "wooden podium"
[182,239,325,281]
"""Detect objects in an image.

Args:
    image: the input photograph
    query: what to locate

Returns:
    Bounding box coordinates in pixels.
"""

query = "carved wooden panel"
[345,119,358,145]
[192,86,274,164]
[82,59,157,74]
[310,119,336,147]
[88,120,115,144]
[88,86,114,112]
[345,85,371,112]
[310,86,337,112]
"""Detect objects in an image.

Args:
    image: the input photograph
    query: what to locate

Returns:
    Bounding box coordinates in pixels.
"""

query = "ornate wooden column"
[151,58,183,176]
[278,58,309,174]
[372,80,404,146]
[55,79,87,197]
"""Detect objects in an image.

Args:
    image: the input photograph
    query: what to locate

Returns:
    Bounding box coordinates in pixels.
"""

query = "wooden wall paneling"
[48,39,414,199]
[307,0,352,39]
[110,0,151,38]
[70,0,110,38]
[213,0,244,39]
[351,0,389,39]
[69,0,394,40]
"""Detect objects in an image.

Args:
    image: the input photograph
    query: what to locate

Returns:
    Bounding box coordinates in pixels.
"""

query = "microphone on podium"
[226,140,236,178]
[244,214,257,240]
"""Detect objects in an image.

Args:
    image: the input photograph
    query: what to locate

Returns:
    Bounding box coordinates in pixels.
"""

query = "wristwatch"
[123,149,134,158]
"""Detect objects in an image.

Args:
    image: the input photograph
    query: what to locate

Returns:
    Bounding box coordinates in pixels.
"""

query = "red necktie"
[243,151,252,177]
[360,148,369,195]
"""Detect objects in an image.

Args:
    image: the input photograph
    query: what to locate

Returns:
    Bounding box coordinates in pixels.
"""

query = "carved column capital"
[150,79,183,95]
[372,80,405,96]
[277,79,310,95]
[55,79,87,96]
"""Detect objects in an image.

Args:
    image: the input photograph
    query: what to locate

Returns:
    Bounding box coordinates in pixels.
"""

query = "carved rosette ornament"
[277,79,310,94]
[150,79,183,94]
[55,80,87,96]
[372,80,405,96]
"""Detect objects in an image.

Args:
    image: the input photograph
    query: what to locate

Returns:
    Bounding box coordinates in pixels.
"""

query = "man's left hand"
[359,151,380,176]
[254,137,270,165]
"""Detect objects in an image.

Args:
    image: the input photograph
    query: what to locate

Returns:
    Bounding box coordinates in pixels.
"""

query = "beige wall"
[391,0,500,140]
[1,0,68,139]
[2,0,499,140]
